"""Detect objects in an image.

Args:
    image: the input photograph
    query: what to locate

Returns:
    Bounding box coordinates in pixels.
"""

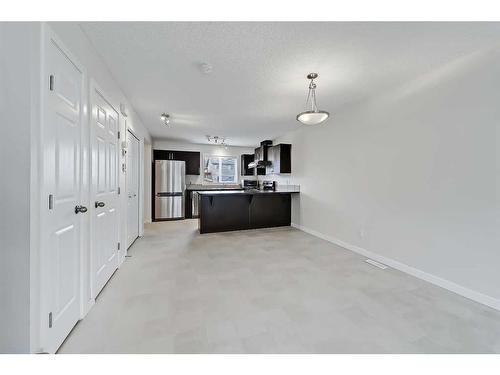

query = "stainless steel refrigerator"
[154,160,185,220]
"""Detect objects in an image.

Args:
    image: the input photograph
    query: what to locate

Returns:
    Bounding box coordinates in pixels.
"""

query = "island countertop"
[185,184,243,191]
[197,189,300,196]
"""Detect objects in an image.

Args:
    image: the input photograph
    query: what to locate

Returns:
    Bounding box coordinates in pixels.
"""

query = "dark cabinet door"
[153,149,173,160]
[175,151,200,175]
[153,149,200,175]
[185,190,193,218]
[266,144,291,174]
[199,195,250,233]
[241,154,255,176]
[249,194,291,228]
[266,145,277,174]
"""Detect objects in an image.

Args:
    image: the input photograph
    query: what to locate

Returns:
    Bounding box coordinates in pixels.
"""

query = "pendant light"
[296,73,329,125]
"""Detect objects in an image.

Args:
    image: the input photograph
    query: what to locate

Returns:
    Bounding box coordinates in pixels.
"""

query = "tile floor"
[59,220,500,353]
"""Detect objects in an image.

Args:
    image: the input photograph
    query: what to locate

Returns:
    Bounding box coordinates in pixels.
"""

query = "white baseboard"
[291,223,500,311]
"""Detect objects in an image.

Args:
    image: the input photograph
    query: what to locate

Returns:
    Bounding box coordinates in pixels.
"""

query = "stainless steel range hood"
[247,160,271,169]
[248,140,273,169]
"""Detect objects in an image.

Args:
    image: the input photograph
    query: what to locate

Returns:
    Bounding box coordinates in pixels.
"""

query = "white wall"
[48,23,150,144]
[153,139,256,185]
[272,46,500,308]
[0,22,40,353]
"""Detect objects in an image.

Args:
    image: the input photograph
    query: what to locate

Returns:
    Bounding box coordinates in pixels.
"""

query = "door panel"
[42,37,83,353]
[90,82,120,299]
[126,131,140,248]
[52,224,77,320]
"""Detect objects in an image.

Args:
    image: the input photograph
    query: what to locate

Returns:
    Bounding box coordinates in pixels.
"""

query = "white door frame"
[39,26,87,353]
[125,126,144,236]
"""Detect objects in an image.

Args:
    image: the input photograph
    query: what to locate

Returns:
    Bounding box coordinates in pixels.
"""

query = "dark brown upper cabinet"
[266,144,291,174]
[241,154,255,176]
[153,149,201,175]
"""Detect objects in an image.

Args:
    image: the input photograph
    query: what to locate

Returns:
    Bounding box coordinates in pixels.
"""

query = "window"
[204,155,238,184]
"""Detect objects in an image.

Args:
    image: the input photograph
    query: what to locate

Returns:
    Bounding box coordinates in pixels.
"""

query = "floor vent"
[365,259,388,269]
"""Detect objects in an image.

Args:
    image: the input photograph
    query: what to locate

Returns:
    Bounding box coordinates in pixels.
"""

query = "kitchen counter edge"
[197,190,300,195]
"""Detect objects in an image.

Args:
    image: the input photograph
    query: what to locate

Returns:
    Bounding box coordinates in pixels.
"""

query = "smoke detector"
[199,62,213,74]
[160,113,170,125]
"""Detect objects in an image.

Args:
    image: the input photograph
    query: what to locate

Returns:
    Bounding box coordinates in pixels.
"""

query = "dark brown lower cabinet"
[199,195,251,233]
[249,194,291,229]
[198,193,293,234]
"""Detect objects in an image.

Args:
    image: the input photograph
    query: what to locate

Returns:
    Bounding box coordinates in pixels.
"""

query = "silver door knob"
[75,205,88,214]
[95,201,105,208]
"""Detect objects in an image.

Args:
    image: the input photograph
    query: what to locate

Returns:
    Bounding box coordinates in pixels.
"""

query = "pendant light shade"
[296,110,329,125]
[296,73,329,125]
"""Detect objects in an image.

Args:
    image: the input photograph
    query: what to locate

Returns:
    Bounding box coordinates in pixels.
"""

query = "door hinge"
[48,194,54,210]
[117,242,121,250]
[118,187,121,195]
[48,312,53,328]
[118,131,121,139]
[49,75,54,91]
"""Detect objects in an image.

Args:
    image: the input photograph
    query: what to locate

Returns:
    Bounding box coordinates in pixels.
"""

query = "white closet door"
[42,36,84,353]
[90,82,120,298]
[126,131,140,248]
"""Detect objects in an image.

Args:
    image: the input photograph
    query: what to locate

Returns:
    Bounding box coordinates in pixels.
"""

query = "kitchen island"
[185,184,244,219]
[198,189,299,234]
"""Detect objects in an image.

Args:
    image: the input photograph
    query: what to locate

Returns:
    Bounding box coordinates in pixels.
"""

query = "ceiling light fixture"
[207,135,227,147]
[160,113,170,125]
[296,73,329,125]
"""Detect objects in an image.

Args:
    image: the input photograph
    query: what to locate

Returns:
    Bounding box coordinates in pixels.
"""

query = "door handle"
[95,201,105,208]
[75,205,88,214]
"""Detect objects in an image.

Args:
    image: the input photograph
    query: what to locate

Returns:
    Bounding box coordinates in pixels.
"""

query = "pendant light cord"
[307,78,318,112]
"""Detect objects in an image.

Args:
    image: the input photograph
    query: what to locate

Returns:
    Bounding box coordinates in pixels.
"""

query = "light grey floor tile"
[58,219,500,354]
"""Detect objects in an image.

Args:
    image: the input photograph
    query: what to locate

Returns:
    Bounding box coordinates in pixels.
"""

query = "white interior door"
[42,36,84,353]
[126,131,140,248]
[90,82,120,298]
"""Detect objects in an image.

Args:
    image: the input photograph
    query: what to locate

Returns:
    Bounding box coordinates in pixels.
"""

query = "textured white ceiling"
[79,22,500,146]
